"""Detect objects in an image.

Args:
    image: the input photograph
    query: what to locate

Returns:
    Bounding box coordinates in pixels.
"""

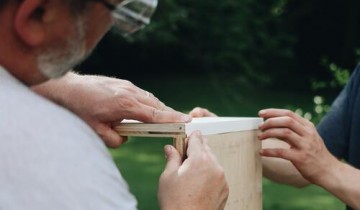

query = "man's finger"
[189,107,218,117]
[138,93,174,112]
[163,145,182,173]
[258,128,304,148]
[186,131,205,158]
[95,124,126,148]
[259,109,307,125]
[260,148,297,161]
[259,116,306,136]
[125,105,192,123]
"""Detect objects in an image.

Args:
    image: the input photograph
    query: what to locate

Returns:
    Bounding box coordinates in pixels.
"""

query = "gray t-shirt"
[0,66,137,210]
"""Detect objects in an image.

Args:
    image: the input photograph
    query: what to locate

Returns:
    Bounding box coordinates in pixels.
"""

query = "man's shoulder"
[0,73,138,210]
[1,83,89,132]
[0,71,102,151]
[0,68,75,120]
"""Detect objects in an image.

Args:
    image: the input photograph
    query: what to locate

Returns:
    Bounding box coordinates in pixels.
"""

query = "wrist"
[32,71,78,105]
[313,157,344,189]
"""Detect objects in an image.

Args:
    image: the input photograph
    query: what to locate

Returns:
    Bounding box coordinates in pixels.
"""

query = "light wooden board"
[115,117,263,136]
[207,131,262,210]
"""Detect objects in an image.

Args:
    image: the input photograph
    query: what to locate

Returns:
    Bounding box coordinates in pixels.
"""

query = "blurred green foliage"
[80,0,360,91]
[299,51,359,124]
[81,0,295,86]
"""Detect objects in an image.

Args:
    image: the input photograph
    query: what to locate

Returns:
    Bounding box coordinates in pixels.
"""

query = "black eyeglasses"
[95,0,158,36]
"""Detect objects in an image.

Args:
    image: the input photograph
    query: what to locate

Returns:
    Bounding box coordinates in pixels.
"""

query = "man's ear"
[14,0,48,47]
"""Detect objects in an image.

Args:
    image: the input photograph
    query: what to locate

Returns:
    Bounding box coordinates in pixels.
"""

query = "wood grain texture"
[173,136,187,160]
[206,131,262,210]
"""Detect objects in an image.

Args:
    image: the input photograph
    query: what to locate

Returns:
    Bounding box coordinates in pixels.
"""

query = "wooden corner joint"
[173,135,187,160]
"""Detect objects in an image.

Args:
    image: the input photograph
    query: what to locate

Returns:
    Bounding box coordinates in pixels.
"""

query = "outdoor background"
[78,0,360,209]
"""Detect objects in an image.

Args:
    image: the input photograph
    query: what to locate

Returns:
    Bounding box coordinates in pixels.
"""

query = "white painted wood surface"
[117,117,263,135]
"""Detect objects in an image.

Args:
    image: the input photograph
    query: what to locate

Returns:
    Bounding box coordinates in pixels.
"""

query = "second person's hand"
[258,108,341,185]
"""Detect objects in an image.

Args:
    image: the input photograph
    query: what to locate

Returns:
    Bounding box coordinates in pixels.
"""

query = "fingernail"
[257,131,264,138]
[258,122,264,129]
[164,145,173,158]
[259,110,266,115]
[181,114,192,122]
[165,145,172,152]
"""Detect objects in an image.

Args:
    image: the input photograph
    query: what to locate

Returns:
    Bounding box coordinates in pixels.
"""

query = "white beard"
[37,16,89,79]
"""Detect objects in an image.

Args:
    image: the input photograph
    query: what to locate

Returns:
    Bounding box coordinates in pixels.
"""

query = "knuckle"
[309,121,316,129]
[285,110,294,118]
[201,152,212,163]
[151,107,160,120]
[282,128,292,138]
[308,130,316,138]
[214,169,226,184]
[122,80,134,86]
[275,149,286,158]
[156,98,166,110]
[197,152,215,167]
[305,122,316,135]
[149,92,155,98]
[117,97,137,109]
[265,118,274,126]
[158,171,168,183]
[193,107,206,114]
[123,85,137,94]
[284,117,294,126]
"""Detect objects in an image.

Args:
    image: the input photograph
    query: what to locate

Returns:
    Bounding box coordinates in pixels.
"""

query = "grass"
[110,72,344,210]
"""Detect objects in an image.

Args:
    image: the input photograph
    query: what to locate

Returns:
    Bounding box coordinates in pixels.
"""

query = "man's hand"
[158,131,229,210]
[258,108,341,185]
[32,72,191,148]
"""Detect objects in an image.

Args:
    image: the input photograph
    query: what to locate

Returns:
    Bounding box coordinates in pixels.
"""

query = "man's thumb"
[163,145,182,172]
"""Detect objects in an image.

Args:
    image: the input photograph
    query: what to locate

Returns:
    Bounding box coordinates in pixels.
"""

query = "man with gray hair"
[0,0,228,209]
